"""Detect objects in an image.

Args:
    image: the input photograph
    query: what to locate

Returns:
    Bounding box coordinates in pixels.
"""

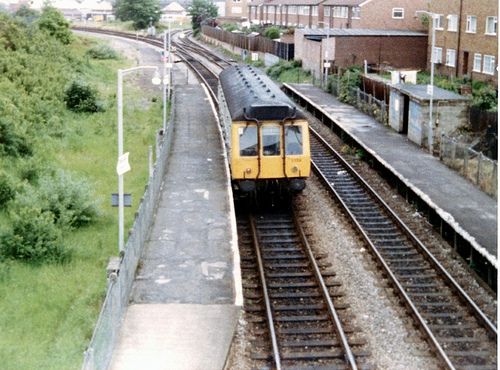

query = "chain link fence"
[440,135,497,198]
[81,89,176,370]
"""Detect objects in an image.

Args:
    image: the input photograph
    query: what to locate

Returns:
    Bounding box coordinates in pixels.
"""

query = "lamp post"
[117,66,158,254]
[415,10,437,154]
[317,20,330,88]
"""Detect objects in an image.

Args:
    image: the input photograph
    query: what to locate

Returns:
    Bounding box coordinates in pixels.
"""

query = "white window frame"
[466,15,477,33]
[289,5,297,14]
[473,53,482,72]
[268,5,274,14]
[312,6,318,16]
[434,14,444,30]
[352,7,360,19]
[432,47,443,64]
[324,7,330,17]
[447,14,458,31]
[486,16,497,35]
[392,8,404,19]
[483,55,496,75]
[446,49,456,67]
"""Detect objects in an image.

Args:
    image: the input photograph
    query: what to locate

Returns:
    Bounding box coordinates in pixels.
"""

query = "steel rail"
[309,125,497,369]
[249,214,282,370]
[310,126,497,339]
[292,207,358,369]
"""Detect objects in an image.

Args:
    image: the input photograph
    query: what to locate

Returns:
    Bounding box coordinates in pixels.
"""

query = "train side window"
[262,126,281,156]
[285,126,303,155]
[239,126,258,156]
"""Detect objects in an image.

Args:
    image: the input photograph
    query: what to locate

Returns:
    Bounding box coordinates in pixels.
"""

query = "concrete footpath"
[284,83,497,268]
[110,84,242,369]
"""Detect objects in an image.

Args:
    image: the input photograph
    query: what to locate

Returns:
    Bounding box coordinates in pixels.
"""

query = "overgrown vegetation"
[264,59,312,83]
[0,7,164,368]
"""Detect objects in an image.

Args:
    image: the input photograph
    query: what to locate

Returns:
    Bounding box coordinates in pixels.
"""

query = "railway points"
[283,83,497,287]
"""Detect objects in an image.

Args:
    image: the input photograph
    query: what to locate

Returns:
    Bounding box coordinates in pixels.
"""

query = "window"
[282,6,286,14]
[392,8,403,19]
[268,6,274,14]
[352,7,360,19]
[483,55,496,75]
[447,14,458,31]
[466,15,477,33]
[446,49,456,67]
[312,6,318,16]
[262,127,281,156]
[299,6,309,16]
[285,126,303,155]
[434,14,444,29]
[473,53,482,72]
[324,7,330,17]
[289,5,297,14]
[432,47,443,64]
[486,16,497,35]
[239,126,258,157]
[333,6,347,18]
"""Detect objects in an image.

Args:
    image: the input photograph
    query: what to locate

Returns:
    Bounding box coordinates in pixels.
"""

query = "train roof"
[219,64,307,122]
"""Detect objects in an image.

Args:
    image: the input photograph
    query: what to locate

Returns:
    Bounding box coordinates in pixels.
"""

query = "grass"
[0,34,166,369]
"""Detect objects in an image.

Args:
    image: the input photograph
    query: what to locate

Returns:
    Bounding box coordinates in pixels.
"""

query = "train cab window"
[262,126,281,156]
[285,126,303,155]
[239,126,258,156]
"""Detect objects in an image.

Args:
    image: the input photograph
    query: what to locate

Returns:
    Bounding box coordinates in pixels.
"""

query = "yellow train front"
[218,64,310,194]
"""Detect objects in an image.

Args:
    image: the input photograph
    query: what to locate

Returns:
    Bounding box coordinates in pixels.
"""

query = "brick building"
[226,0,249,19]
[295,28,428,77]
[424,0,498,86]
[247,0,428,30]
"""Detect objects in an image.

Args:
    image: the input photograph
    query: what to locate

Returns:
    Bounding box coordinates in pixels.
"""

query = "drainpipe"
[456,0,463,78]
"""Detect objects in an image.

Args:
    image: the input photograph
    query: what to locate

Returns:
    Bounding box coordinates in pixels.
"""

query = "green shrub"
[472,87,498,112]
[36,6,72,45]
[36,169,101,228]
[263,27,280,39]
[338,67,362,104]
[0,170,16,208]
[85,43,120,60]
[0,206,68,264]
[0,117,32,157]
[64,80,103,113]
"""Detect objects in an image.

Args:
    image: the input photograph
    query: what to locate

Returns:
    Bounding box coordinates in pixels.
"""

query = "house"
[226,0,249,19]
[425,0,498,86]
[162,2,188,21]
[248,0,428,30]
[295,28,428,77]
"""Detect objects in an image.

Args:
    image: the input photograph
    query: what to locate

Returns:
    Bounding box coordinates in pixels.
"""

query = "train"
[218,64,311,195]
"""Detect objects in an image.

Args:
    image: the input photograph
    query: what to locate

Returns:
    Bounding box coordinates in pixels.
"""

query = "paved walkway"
[110,84,242,369]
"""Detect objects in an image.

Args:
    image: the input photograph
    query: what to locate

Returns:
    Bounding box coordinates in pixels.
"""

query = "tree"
[263,27,280,40]
[187,0,218,31]
[37,6,72,44]
[113,0,162,30]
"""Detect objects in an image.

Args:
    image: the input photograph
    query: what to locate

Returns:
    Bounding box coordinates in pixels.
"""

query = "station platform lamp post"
[317,20,331,89]
[415,10,437,154]
[117,66,158,254]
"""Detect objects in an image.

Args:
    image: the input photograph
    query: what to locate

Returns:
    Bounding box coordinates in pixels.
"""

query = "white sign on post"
[117,152,131,175]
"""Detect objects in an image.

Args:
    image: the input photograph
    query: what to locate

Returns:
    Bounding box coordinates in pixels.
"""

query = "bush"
[337,67,362,104]
[0,206,68,264]
[85,43,120,60]
[64,80,103,113]
[36,169,101,228]
[472,87,498,112]
[0,117,32,157]
[0,170,16,208]
[263,27,280,40]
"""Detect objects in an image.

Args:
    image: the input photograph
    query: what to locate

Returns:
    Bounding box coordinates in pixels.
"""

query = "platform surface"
[110,84,241,369]
[285,83,497,265]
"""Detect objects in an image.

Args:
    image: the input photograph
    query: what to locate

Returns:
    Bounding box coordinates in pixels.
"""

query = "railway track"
[72,27,230,104]
[309,126,497,369]
[237,202,370,369]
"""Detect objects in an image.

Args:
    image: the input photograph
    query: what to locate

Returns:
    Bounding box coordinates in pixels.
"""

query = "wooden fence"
[201,26,294,61]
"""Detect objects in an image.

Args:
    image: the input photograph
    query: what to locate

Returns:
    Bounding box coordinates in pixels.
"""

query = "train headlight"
[292,166,299,173]
[246,167,252,174]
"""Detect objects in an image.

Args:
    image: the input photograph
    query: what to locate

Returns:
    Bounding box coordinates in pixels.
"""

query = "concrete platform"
[110,83,242,369]
[284,83,497,269]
